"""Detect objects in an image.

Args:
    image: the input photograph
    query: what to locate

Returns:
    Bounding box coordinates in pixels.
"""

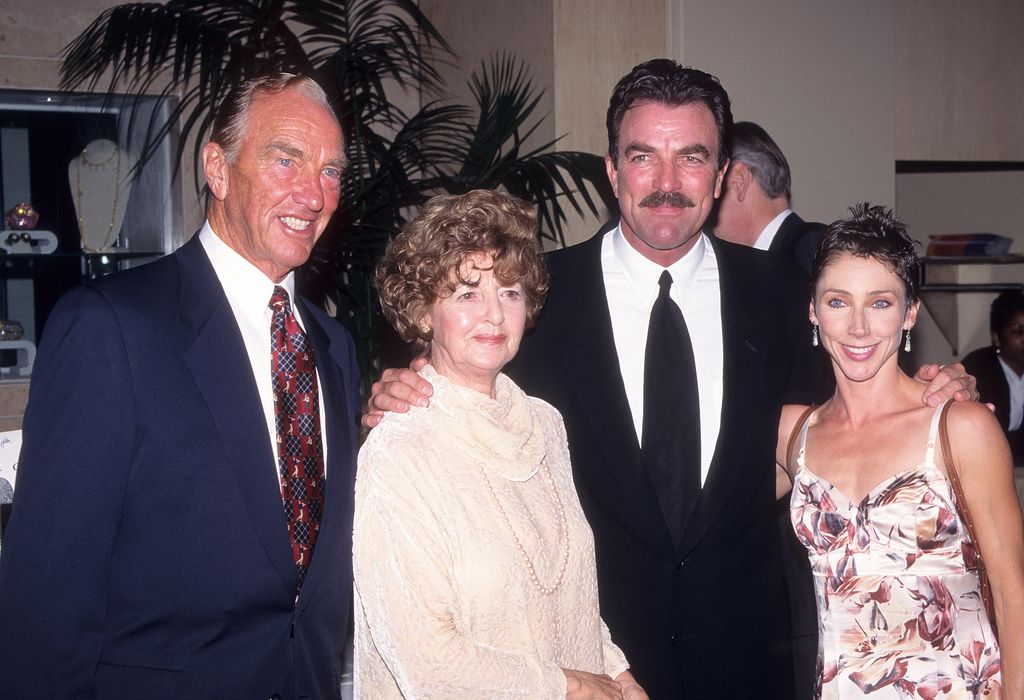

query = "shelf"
[920,258,1024,355]
[923,254,1024,265]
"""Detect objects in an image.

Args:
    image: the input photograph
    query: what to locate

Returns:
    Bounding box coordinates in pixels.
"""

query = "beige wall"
[0,0,120,90]
[895,0,1024,161]
[673,0,896,224]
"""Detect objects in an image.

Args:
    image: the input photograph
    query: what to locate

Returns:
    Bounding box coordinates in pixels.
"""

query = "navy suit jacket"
[0,237,361,699]
[508,229,823,699]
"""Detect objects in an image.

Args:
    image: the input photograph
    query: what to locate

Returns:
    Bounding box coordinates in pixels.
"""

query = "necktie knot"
[657,270,673,300]
[270,286,290,313]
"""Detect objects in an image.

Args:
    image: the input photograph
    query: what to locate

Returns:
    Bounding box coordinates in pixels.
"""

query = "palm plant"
[60,0,615,386]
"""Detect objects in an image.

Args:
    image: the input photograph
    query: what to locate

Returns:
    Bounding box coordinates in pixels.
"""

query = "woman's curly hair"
[375,190,550,357]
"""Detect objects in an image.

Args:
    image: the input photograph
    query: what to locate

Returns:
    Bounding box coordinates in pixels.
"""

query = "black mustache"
[639,191,696,208]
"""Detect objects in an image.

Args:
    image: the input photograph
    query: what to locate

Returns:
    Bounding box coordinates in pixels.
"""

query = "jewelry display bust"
[67,139,137,253]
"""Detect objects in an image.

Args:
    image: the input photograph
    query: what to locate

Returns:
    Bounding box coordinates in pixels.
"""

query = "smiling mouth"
[279,216,313,231]
[842,344,877,360]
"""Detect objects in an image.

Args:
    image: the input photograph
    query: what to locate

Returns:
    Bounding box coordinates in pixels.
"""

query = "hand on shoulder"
[915,362,980,406]
[362,358,433,429]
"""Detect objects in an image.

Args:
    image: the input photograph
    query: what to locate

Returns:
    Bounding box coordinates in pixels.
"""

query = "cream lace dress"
[353,365,628,698]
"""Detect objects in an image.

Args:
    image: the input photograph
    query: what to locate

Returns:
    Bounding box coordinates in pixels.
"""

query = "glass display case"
[0,88,182,360]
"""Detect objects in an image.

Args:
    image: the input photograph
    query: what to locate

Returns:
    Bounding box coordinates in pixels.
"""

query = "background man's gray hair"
[730,121,792,201]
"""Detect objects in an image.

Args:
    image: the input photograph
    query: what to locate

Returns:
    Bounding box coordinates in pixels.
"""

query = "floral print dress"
[790,402,1001,698]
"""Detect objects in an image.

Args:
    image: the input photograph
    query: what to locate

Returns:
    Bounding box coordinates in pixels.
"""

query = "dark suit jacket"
[0,237,361,699]
[962,345,1024,464]
[770,212,827,273]
[508,230,823,699]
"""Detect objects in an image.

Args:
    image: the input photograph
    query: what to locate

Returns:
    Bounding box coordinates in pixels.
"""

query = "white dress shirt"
[602,227,724,485]
[199,223,328,477]
[752,208,793,251]
[999,356,1024,431]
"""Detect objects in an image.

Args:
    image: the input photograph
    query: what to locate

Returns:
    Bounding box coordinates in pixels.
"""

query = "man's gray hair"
[730,121,791,202]
[209,73,334,162]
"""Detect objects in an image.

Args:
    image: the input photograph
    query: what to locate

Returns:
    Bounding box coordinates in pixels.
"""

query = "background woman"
[962,290,1024,466]
[353,190,645,699]
[777,204,1024,698]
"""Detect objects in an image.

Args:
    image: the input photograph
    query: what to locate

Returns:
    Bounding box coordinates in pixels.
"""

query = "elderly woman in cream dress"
[353,190,645,700]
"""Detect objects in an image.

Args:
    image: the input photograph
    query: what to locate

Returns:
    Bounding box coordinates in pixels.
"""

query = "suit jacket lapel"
[769,212,798,256]
[176,238,297,596]
[558,236,676,554]
[679,238,762,554]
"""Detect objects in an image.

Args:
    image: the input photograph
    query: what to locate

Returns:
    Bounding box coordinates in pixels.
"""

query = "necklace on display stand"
[75,142,123,253]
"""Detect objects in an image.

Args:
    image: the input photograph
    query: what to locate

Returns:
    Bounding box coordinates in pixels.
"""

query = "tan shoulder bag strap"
[938,401,998,638]
[786,405,818,469]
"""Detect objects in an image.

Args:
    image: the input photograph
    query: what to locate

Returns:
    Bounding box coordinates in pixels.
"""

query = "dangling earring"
[811,324,819,347]
[903,329,912,352]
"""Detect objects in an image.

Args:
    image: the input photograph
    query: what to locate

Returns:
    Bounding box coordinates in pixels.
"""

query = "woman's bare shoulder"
[780,404,814,440]
[945,399,1003,438]
[943,399,1012,470]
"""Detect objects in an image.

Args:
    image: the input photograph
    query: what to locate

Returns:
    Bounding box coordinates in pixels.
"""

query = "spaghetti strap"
[923,400,949,466]
[788,405,817,471]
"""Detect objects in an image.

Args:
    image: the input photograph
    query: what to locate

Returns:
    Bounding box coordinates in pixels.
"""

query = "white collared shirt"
[752,208,793,251]
[602,227,724,485]
[999,356,1024,431]
[199,223,329,479]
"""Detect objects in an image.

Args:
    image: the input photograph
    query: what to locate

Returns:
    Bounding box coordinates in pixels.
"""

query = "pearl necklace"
[75,145,122,253]
[476,459,570,596]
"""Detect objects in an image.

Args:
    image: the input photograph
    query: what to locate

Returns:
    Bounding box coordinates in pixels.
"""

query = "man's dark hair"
[990,290,1024,336]
[810,203,921,305]
[731,121,791,201]
[606,59,732,170]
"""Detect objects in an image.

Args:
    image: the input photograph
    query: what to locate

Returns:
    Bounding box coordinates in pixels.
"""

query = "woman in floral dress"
[777,204,1024,698]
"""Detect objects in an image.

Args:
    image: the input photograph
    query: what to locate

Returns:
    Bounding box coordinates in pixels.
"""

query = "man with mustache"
[367,60,974,698]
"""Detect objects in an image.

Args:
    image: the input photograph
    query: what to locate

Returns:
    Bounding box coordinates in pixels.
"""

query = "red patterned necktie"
[269,286,325,591]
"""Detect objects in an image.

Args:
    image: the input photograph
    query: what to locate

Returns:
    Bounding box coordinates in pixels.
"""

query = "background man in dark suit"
[0,74,361,699]
[366,61,972,699]
[963,289,1024,465]
[708,118,830,696]
[711,121,826,272]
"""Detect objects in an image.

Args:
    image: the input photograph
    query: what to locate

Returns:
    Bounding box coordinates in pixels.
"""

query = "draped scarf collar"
[420,364,546,481]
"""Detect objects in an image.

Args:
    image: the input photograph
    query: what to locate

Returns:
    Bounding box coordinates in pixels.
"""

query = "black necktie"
[642,270,701,545]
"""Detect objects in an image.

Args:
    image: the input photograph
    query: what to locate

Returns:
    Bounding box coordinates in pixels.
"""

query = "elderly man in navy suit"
[0,73,361,699]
